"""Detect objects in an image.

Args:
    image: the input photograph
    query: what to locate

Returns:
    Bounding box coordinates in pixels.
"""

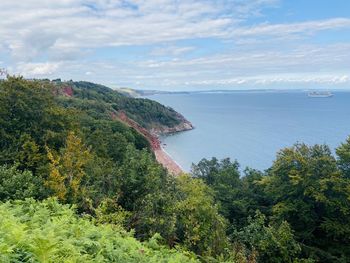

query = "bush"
[0,164,44,201]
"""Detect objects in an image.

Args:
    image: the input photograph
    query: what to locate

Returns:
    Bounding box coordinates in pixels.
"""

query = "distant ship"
[308,91,333,98]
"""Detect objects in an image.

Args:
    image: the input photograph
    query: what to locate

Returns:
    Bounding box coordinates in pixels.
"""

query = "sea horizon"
[150,90,350,172]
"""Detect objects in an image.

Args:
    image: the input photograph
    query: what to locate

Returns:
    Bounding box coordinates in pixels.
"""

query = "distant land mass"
[116,87,349,98]
[116,88,190,97]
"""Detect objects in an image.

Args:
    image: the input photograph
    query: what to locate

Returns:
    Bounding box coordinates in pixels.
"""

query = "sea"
[149,91,350,172]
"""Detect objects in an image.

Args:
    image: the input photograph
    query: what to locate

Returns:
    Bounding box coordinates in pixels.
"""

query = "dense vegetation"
[192,144,350,262]
[52,79,183,129]
[0,76,349,262]
[0,198,198,262]
[0,77,232,262]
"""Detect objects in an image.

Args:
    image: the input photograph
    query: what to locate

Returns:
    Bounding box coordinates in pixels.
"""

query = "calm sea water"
[150,91,350,171]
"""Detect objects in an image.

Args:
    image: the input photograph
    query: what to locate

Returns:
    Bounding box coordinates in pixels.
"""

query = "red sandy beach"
[117,111,183,175]
[154,147,183,175]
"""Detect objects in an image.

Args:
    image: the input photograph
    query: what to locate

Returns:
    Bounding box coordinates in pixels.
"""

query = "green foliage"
[264,143,350,261]
[192,150,350,262]
[0,198,199,263]
[66,80,183,129]
[118,145,167,210]
[173,175,229,258]
[0,164,44,200]
[192,158,270,227]
[130,178,178,246]
[94,197,131,226]
[0,77,72,175]
[112,148,231,259]
[0,77,157,207]
[46,131,92,202]
[234,211,301,263]
[192,157,242,222]
[336,136,350,178]
[124,173,232,259]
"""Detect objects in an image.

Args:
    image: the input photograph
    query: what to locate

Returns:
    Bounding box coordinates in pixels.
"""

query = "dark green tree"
[263,143,350,261]
[192,158,269,228]
[0,76,73,176]
[234,211,302,263]
[0,164,44,200]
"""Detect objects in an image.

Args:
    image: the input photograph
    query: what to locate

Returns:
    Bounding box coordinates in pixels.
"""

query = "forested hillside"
[0,77,349,262]
[50,79,191,131]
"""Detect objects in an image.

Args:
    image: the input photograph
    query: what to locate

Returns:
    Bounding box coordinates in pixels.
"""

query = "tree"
[336,136,350,178]
[46,131,91,202]
[118,145,167,211]
[192,158,242,220]
[192,158,269,228]
[128,179,178,247]
[234,211,301,263]
[17,134,45,172]
[263,143,350,261]
[0,164,43,200]
[0,76,72,175]
[174,175,229,258]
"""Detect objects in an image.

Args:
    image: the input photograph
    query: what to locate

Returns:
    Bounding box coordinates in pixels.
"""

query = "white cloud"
[150,46,196,56]
[158,74,350,87]
[138,43,350,75]
[0,0,289,62]
[251,74,350,85]
[0,0,350,89]
[16,62,61,76]
[0,0,237,61]
[231,18,350,37]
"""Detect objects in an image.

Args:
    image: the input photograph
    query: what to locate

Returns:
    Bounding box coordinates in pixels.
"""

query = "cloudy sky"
[1,0,350,90]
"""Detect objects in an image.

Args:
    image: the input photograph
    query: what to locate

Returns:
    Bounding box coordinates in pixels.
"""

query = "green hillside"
[51,79,186,130]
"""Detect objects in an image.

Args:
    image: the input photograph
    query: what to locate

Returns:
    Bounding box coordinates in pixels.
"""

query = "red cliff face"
[117,111,160,150]
[62,86,74,97]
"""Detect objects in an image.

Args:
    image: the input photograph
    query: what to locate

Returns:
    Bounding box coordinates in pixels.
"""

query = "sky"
[0,0,350,91]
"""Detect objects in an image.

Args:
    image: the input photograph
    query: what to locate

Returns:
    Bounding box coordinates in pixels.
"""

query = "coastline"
[154,146,183,175]
[160,145,185,171]
[116,111,191,175]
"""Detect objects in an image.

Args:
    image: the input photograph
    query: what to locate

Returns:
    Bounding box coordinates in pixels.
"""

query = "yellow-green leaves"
[174,175,228,258]
[0,199,199,263]
[46,132,91,202]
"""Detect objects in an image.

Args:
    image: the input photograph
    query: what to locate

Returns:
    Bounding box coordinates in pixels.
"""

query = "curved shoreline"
[116,111,188,175]
[160,145,185,171]
[154,147,183,175]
